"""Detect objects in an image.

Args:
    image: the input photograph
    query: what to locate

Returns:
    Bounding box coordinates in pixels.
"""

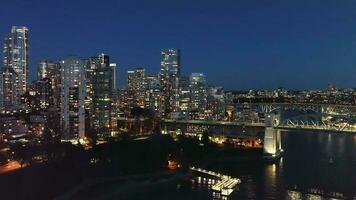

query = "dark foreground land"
[0,134,262,200]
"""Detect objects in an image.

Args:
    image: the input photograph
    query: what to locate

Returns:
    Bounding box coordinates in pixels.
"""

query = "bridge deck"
[162,119,356,133]
[162,119,265,127]
[117,118,356,133]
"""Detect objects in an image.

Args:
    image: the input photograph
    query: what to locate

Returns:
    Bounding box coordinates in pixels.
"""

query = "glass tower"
[87,53,116,138]
[159,49,180,117]
[190,73,207,112]
[60,56,87,140]
[0,67,18,108]
[3,26,29,97]
[127,68,146,108]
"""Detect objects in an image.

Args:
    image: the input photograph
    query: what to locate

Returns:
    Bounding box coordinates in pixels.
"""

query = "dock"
[190,166,241,196]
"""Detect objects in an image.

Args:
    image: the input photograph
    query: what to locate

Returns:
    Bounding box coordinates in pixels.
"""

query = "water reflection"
[337,135,345,154]
[174,132,355,199]
[190,175,232,200]
[286,187,347,200]
[264,157,284,198]
[265,163,277,196]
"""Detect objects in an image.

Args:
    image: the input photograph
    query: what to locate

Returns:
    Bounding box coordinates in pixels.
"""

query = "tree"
[87,127,98,146]
[12,143,27,168]
[153,125,162,135]
[201,131,210,146]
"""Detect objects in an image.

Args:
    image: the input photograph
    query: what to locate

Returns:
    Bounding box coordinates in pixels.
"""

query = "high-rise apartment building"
[87,53,116,137]
[0,71,3,108]
[178,76,191,114]
[145,74,161,111]
[110,63,117,92]
[206,86,225,120]
[190,73,207,112]
[0,67,18,108]
[159,49,180,117]
[127,68,145,90]
[32,78,52,110]
[117,88,136,114]
[37,60,57,80]
[59,56,87,140]
[3,26,29,98]
[109,63,118,135]
[37,60,61,107]
[127,68,146,108]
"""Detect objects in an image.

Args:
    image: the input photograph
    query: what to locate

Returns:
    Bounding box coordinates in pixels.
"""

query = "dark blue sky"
[1,0,356,90]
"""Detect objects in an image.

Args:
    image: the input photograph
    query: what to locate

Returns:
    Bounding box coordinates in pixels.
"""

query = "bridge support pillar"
[263,113,283,162]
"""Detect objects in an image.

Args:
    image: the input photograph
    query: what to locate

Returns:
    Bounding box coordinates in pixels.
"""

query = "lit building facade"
[0,67,18,108]
[60,56,87,140]
[159,49,180,117]
[3,26,29,98]
[109,63,118,136]
[87,53,116,137]
[37,60,57,80]
[37,60,61,107]
[117,88,136,114]
[127,68,146,108]
[206,86,225,120]
[127,68,145,90]
[145,74,161,112]
[0,71,3,108]
[33,78,52,110]
[178,76,191,114]
[190,73,207,113]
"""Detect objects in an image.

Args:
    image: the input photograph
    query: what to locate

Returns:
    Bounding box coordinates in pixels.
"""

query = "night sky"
[1,0,356,90]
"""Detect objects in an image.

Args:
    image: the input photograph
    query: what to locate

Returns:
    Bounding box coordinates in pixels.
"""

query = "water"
[158,131,356,199]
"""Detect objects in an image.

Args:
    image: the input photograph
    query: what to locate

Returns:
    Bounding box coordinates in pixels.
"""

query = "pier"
[189,166,241,196]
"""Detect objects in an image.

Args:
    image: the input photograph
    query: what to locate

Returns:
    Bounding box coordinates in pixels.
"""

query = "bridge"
[161,114,284,160]
[117,115,355,161]
[160,112,355,161]
[233,102,356,116]
[162,119,265,127]
[162,118,356,133]
[118,102,356,161]
[233,102,356,109]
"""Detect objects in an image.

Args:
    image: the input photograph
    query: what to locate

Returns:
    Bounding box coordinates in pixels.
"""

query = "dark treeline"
[0,131,215,199]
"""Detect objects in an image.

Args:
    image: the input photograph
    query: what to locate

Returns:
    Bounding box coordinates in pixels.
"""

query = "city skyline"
[1,0,356,90]
[0,2,355,199]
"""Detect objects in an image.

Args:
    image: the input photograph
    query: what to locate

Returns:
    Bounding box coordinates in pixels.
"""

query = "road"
[0,161,21,174]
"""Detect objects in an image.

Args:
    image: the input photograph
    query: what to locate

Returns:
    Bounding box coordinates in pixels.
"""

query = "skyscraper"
[3,26,29,98]
[206,86,225,120]
[127,70,135,89]
[0,67,18,108]
[37,60,56,80]
[32,78,52,110]
[145,74,161,112]
[60,56,87,140]
[190,73,207,112]
[117,88,136,114]
[109,63,118,136]
[178,76,191,114]
[110,63,117,92]
[127,68,146,108]
[127,68,145,91]
[87,53,116,137]
[0,72,3,108]
[159,49,180,117]
[37,60,61,107]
